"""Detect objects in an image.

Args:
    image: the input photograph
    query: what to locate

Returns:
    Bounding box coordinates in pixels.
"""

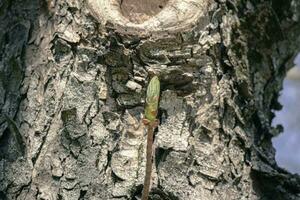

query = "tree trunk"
[0,0,300,199]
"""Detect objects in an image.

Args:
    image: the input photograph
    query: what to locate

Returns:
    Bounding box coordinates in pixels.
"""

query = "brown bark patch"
[120,0,169,23]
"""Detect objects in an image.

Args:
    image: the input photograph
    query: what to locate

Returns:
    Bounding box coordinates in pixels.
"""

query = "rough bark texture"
[0,0,300,199]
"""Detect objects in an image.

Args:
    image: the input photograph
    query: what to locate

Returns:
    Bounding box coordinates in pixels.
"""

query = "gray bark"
[0,0,300,199]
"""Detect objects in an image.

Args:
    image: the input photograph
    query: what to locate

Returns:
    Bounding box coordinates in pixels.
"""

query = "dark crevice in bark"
[0,128,20,161]
[0,191,7,200]
[31,130,47,165]
[155,147,171,169]
[151,187,180,200]
[251,170,300,200]
[79,189,87,199]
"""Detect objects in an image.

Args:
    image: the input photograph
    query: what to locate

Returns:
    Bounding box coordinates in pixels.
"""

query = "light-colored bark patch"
[87,0,210,33]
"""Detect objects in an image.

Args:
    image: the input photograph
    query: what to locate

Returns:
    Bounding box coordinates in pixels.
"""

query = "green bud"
[145,76,160,122]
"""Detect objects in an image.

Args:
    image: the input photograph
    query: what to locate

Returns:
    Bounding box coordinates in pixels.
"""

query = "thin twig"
[141,126,154,200]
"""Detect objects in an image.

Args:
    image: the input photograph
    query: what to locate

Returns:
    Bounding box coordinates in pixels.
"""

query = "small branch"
[141,126,154,200]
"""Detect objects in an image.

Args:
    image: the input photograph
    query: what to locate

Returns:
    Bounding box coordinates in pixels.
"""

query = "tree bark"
[0,0,300,199]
